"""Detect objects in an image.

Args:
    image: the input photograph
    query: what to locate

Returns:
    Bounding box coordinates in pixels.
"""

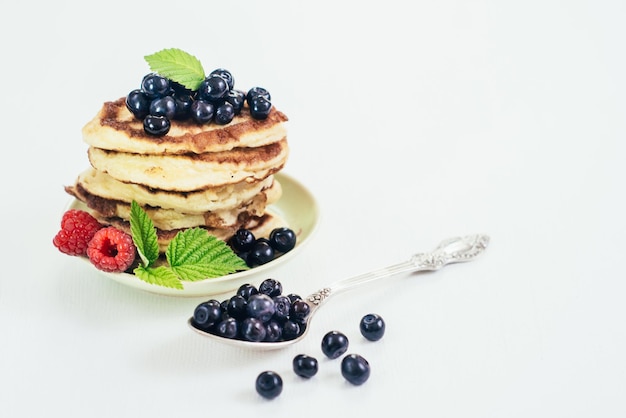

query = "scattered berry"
[321,331,349,359]
[341,354,371,385]
[86,227,136,273]
[359,313,386,341]
[293,354,318,378]
[53,210,103,256]
[255,371,283,399]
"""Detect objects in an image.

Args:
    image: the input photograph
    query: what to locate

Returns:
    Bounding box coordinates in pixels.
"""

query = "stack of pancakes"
[66,97,289,252]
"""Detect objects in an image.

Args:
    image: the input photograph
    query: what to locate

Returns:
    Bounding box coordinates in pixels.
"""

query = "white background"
[1,0,624,416]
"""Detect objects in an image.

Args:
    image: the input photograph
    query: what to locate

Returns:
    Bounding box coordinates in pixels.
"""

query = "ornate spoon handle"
[306,234,490,309]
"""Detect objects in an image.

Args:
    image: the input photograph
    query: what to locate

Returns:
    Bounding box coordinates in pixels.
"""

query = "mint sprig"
[129,201,249,289]
[144,48,206,91]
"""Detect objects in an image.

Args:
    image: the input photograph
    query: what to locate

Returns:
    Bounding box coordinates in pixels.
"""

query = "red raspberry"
[87,227,137,273]
[53,209,103,256]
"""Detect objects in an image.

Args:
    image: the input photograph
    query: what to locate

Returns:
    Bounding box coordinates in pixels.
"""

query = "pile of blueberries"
[191,278,310,343]
[228,227,297,268]
[125,68,272,136]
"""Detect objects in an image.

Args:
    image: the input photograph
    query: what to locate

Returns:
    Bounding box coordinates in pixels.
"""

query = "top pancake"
[82,97,289,155]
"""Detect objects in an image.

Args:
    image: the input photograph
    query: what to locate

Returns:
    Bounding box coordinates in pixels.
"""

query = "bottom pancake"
[95,209,287,254]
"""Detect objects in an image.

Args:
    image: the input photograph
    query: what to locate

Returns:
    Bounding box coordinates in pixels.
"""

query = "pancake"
[72,168,277,214]
[97,209,287,254]
[66,176,282,230]
[82,97,289,155]
[87,138,289,191]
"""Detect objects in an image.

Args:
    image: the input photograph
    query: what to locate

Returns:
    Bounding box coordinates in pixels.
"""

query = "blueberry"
[198,74,229,103]
[141,73,170,98]
[341,354,370,385]
[226,295,248,320]
[286,293,302,304]
[272,295,291,322]
[269,227,297,252]
[215,317,238,339]
[246,294,275,323]
[143,115,170,136]
[255,371,282,399]
[209,68,235,90]
[360,313,386,341]
[259,278,283,297]
[173,93,194,120]
[247,240,275,267]
[246,86,271,103]
[264,320,283,342]
[224,89,246,114]
[214,101,235,125]
[192,299,222,330]
[282,320,302,341]
[321,331,349,359]
[293,354,318,378]
[236,283,258,299]
[291,299,311,321]
[149,96,177,119]
[241,317,267,342]
[249,96,272,119]
[228,229,256,252]
[126,89,151,119]
[190,99,215,124]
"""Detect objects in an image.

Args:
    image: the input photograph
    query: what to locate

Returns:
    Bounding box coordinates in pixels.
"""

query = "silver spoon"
[188,234,490,350]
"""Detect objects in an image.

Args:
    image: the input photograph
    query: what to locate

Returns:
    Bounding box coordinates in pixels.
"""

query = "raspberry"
[53,209,103,256]
[87,227,137,273]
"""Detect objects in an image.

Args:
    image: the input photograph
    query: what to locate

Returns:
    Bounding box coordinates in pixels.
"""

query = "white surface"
[1,1,624,417]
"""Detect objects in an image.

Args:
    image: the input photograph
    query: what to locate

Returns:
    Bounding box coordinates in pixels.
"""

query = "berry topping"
[214,101,235,125]
[86,227,137,273]
[53,210,103,256]
[209,68,235,90]
[198,74,229,103]
[143,115,170,136]
[141,73,170,98]
[249,95,272,120]
[126,49,275,135]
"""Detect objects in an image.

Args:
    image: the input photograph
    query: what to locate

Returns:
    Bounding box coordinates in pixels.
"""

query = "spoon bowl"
[188,234,490,350]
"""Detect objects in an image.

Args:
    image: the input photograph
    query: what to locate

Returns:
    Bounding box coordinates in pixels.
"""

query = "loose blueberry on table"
[359,313,386,341]
[255,371,283,399]
[321,330,350,359]
[341,354,371,385]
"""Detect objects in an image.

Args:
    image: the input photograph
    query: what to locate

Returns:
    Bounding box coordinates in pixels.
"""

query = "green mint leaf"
[134,265,184,290]
[129,201,160,267]
[144,48,205,90]
[166,228,249,282]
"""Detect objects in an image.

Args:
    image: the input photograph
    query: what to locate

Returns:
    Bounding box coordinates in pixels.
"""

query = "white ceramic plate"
[67,172,319,297]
